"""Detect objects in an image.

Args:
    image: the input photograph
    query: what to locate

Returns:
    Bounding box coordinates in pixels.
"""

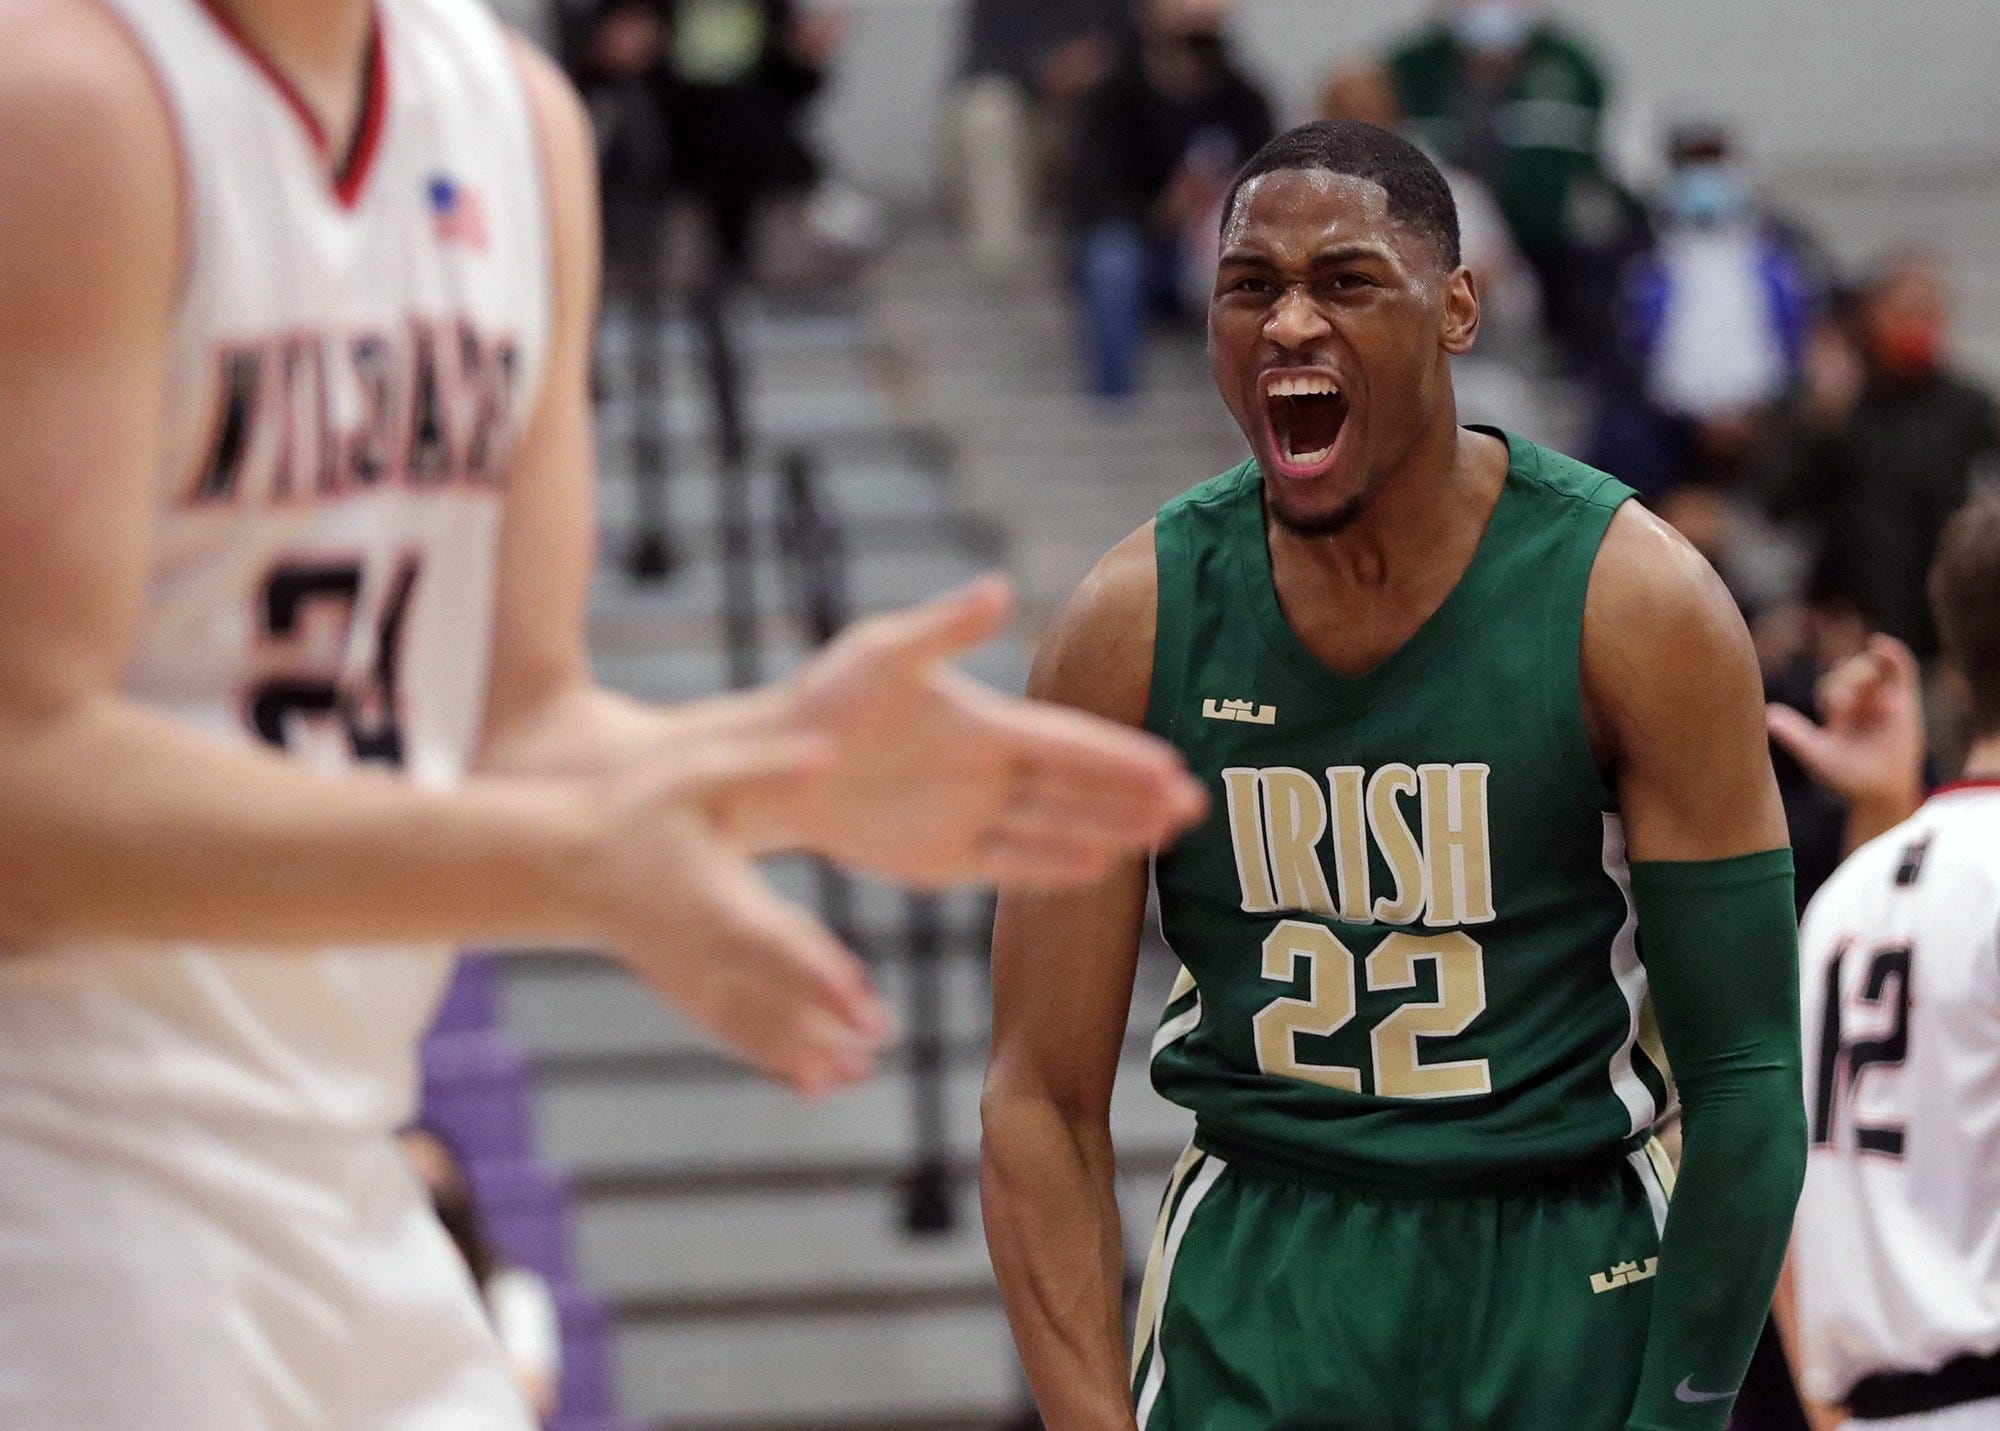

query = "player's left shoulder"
[1582,500,1759,740]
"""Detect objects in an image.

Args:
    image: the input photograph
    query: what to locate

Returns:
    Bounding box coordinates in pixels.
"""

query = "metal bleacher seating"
[399,207,1191,1429]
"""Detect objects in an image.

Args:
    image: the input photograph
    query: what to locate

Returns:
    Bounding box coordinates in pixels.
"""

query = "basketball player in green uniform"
[981,121,1806,1430]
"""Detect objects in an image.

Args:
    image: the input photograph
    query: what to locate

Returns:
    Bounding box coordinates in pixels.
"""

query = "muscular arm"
[982,527,1157,1431]
[1584,505,1808,1430]
[0,13,886,1093]
[0,5,604,949]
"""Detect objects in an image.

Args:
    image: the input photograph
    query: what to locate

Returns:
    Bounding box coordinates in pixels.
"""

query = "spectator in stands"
[578,0,869,277]
[1590,122,1827,502]
[400,1126,563,1426]
[1753,252,2000,659]
[1382,0,1641,362]
[1320,62,1541,351]
[952,0,1134,273]
[1319,62,1551,437]
[1066,0,1273,400]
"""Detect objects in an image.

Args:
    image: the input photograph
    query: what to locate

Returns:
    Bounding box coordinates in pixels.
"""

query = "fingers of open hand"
[993,759,1184,857]
[728,891,892,1059]
[632,857,890,1096]
[972,825,1122,889]
[990,702,1206,840]
[853,575,1014,668]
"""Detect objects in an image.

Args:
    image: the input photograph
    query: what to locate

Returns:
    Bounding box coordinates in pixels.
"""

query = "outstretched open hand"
[781,577,1207,888]
[589,730,892,1098]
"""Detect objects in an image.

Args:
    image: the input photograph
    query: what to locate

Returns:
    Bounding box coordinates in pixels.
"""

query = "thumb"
[865,575,1014,665]
[1766,703,1838,776]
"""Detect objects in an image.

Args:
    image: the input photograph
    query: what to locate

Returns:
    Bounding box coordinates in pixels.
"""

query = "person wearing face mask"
[1065,0,1274,399]
[1383,0,1629,358]
[1589,123,1828,503]
[1753,253,2000,662]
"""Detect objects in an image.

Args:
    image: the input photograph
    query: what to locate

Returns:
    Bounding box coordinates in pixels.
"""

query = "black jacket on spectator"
[962,0,1133,87]
[1065,43,1273,234]
[578,0,824,268]
[1757,372,2000,657]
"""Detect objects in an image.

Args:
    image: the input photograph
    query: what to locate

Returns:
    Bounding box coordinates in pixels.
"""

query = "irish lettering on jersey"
[1221,762,1495,928]
[188,317,521,508]
[1146,439,1666,1182]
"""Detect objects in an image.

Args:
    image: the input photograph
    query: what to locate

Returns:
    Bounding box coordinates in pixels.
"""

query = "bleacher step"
[533,1062,1195,1179]
[617,1304,1019,1429]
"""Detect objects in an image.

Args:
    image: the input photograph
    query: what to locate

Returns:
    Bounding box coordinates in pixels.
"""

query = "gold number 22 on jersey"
[1252,920,1492,1098]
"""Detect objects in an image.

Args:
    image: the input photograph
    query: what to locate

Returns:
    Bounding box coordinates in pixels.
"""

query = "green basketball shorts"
[1130,1137,1678,1431]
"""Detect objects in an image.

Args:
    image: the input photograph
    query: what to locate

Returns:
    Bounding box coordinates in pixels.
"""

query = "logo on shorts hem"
[1588,1256,1658,1294]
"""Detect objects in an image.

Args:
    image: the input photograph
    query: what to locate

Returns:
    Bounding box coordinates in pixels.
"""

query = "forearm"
[1628,1071,1807,1429]
[1,696,593,947]
[1625,851,1807,1430]
[980,1095,1137,1431]
[479,678,788,781]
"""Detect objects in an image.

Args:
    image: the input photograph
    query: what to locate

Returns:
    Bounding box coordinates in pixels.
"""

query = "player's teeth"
[1269,376,1339,398]
[1290,444,1334,465]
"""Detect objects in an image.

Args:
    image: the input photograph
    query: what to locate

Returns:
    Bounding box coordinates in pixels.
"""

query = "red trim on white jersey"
[189,0,389,209]
[1929,778,2000,803]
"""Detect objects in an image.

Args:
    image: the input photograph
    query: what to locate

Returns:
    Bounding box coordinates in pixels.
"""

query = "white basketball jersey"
[1793,782,2000,1404]
[0,8,552,1423]
[0,0,548,1147]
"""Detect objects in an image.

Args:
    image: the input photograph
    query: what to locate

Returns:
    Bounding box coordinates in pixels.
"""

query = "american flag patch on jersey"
[427,174,487,251]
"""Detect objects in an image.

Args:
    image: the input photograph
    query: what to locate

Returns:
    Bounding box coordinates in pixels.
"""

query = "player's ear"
[1440,263,1479,356]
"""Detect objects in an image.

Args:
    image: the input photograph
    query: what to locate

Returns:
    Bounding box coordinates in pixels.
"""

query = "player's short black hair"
[1931,489,2000,738]
[1219,119,1462,270]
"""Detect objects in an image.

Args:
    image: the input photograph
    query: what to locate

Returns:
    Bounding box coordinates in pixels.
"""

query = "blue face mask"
[1665,164,1753,226]
[1450,1,1532,54]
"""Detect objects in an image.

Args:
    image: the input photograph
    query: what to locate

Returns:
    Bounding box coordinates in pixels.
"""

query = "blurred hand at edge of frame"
[1766,633,1925,816]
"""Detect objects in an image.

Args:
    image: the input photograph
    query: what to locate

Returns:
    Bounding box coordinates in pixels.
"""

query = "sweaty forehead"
[1221,169,1403,261]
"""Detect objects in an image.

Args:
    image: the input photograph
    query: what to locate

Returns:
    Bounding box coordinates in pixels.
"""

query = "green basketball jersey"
[1145,429,1670,1186]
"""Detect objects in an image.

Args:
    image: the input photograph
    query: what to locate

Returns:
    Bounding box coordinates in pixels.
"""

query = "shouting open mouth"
[1262,372,1350,480]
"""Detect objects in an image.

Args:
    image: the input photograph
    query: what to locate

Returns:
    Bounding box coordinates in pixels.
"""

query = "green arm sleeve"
[1625,848,1807,1431]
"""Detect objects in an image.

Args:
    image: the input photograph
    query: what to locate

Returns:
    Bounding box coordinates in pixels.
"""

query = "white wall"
[815,0,2000,197]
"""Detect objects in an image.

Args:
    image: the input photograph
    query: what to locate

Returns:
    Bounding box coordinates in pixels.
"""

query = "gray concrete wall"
[815,0,2000,197]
